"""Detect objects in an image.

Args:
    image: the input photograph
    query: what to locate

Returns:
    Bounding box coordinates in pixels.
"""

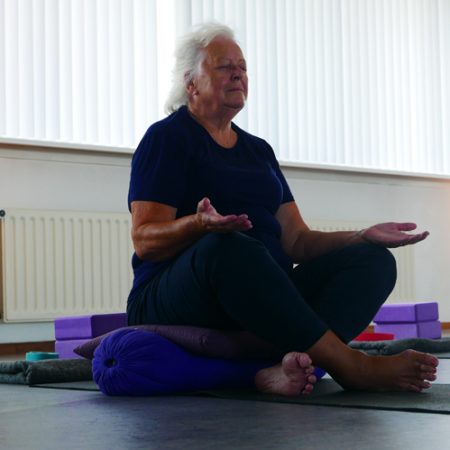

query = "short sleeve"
[265,143,294,204]
[128,124,190,209]
[275,162,294,204]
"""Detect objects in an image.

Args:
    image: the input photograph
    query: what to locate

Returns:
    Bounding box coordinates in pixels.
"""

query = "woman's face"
[188,37,248,115]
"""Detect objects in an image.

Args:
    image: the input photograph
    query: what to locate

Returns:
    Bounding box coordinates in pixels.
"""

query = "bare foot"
[333,349,439,392]
[308,330,439,393]
[254,352,317,396]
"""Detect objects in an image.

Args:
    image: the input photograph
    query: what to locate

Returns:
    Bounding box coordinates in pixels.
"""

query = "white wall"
[1,143,450,342]
[0,144,130,212]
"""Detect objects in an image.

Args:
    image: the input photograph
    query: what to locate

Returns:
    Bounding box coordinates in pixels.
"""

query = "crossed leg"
[254,330,438,396]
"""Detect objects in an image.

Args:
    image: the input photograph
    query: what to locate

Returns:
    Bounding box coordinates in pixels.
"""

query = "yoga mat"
[203,379,450,415]
[30,378,450,417]
[31,380,99,391]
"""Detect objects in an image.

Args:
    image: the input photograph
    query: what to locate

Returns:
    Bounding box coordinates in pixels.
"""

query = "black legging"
[127,232,397,352]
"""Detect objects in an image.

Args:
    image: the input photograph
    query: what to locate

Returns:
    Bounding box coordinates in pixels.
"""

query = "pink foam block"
[55,339,92,359]
[374,320,442,339]
[373,302,439,324]
[54,313,127,340]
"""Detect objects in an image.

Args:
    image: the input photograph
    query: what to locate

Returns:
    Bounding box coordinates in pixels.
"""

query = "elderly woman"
[127,23,438,395]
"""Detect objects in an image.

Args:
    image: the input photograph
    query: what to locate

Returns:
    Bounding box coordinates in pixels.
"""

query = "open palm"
[361,222,429,248]
[196,197,252,232]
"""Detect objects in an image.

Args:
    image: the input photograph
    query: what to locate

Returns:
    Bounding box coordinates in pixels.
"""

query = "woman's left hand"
[359,222,429,248]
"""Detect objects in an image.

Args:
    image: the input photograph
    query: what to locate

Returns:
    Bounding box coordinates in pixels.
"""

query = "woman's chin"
[224,99,246,111]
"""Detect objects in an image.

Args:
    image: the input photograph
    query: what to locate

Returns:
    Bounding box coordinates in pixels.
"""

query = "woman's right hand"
[130,198,252,262]
[197,197,253,232]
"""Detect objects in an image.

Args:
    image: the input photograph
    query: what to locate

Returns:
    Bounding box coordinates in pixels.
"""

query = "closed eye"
[216,64,247,72]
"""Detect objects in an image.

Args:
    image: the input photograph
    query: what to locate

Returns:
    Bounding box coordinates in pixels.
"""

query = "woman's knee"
[358,243,397,288]
[367,243,396,272]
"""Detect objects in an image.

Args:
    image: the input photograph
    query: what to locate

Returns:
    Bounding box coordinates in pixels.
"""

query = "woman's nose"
[231,66,245,80]
[231,65,245,81]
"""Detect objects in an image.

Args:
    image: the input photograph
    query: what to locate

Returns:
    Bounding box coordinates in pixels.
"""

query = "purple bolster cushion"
[92,328,277,396]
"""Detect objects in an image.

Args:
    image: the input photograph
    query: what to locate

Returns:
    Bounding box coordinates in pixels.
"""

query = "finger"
[216,214,250,226]
[405,231,429,243]
[215,219,253,232]
[238,220,253,230]
[197,197,210,212]
[202,197,212,211]
[393,232,429,247]
[236,221,252,229]
[395,222,418,232]
[225,217,252,228]
[208,214,239,225]
[411,231,429,241]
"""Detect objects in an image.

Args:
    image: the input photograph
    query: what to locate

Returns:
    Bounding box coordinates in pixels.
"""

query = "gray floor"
[1,359,450,450]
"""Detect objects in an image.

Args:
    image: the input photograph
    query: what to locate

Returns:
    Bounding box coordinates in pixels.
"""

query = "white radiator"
[0,208,133,322]
[309,219,415,303]
[0,210,415,322]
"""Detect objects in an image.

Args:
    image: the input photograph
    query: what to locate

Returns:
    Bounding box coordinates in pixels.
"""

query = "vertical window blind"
[1,0,449,175]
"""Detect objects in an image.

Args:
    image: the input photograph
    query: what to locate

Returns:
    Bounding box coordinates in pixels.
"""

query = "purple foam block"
[54,313,127,340]
[55,339,92,359]
[374,320,442,339]
[373,302,439,324]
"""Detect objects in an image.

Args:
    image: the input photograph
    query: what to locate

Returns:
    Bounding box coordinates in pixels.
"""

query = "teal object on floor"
[25,352,59,361]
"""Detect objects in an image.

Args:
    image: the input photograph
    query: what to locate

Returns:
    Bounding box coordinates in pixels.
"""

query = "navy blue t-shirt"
[128,106,294,300]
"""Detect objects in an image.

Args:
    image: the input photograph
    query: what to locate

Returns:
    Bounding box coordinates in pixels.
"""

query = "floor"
[1,359,450,450]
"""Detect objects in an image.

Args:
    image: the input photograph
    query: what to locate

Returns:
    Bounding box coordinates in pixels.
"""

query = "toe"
[297,353,312,368]
[419,364,437,373]
[421,371,437,381]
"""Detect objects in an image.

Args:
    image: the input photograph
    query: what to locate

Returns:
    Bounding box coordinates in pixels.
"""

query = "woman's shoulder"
[133,107,196,163]
[145,106,191,137]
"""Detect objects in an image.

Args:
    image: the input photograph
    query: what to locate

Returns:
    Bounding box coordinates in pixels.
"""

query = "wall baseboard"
[0,341,55,356]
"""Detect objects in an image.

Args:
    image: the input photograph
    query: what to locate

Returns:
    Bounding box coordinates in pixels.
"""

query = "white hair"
[164,23,236,115]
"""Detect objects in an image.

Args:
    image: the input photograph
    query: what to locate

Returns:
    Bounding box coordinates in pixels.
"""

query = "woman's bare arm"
[276,202,429,265]
[276,202,362,264]
[131,198,252,262]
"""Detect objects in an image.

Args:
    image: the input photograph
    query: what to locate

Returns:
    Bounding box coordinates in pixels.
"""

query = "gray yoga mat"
[29,377,450,416]
[30,380,99,391]
[203,379,450,415]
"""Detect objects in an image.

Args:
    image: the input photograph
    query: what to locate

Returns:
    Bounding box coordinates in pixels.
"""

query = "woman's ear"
[186,80,198,96]
[185,72,199,96]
